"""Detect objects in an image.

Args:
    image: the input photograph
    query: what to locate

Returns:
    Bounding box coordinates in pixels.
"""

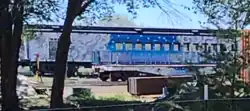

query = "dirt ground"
[27,77,159,102]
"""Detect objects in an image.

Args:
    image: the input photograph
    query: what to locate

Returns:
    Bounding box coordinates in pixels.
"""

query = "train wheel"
[110,76,119,81]
[121,72,128,81]
[127,71,140,78]
[99,72,109,81]
[110,72,119,82]
[99,76,109,81]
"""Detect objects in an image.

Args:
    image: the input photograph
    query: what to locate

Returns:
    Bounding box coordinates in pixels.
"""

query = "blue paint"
[94,33,213,65]
[107,34,179,51]
[92,33,216,75]
[109,34,178,43]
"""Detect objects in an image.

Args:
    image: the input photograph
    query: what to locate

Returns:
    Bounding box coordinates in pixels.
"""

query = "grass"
[96,94,138,101]
[26,90,155,110]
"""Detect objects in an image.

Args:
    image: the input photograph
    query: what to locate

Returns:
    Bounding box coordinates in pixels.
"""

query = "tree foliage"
[23,0,60,23]
[192,0,250,29]
[70,0,185,25]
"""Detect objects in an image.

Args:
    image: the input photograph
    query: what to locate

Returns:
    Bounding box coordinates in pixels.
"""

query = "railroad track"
[78,81,127,86]
[34,80,127,88]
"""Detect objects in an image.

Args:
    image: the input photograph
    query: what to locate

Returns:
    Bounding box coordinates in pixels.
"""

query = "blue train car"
[92,33,229,81]
[93,34,220,65]
[21,25,235,79]
[91,32,238,81]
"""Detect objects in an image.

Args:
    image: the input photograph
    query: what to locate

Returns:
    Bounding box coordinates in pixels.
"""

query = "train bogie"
[98,71,140,81]
[94,64,214,81]
[29,62,81,77]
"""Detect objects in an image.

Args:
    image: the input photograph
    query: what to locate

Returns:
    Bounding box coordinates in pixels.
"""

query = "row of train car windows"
[115,43,237,52]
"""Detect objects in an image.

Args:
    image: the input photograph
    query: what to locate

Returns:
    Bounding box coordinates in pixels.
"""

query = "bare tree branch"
[76,0,95,16]
[154,0,190,27]
[154,0,174,25]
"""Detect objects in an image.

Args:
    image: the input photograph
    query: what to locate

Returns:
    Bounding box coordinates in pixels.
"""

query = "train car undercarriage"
[92,65,209,82]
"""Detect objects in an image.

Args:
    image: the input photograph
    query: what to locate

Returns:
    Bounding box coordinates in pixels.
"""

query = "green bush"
[66,91,150,111]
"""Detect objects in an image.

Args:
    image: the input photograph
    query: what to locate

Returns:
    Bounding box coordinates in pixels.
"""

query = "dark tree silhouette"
[0,0,59,110]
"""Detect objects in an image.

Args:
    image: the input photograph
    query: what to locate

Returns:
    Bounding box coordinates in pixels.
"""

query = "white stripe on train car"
[104,64,216,67]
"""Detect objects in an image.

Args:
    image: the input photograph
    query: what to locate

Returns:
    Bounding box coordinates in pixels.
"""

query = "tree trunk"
[0,7,15,111]
[1,0,24,110]
[0,0,9,64]
[50,0,79,108]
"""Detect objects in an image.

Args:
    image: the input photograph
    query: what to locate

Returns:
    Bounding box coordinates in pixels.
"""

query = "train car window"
[154,43,161,51]
[115,43,123,50]
[135,43,142,50]
[145,43,152,50]
[207,45,212,53]
[231,44,237,51]
[192,43,199,51]
[164,43,170,51]
[211,44,218,52]
[190,44,196,52]
[49,38,58,60]
[191,43,199,52]
[125,43,133,50]
[184,43,190,52]
[202,43,208,52]
[220,44,227,52]
[173,43,180,51]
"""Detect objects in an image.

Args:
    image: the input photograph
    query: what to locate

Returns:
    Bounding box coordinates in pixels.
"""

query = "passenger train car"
[92,32,240,81]
[19,25,248,81]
